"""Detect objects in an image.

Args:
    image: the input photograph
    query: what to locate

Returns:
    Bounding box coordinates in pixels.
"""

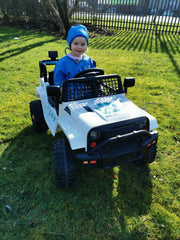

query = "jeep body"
[30,51,158,187]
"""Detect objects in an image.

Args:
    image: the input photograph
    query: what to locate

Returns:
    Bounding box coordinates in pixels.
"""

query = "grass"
[0,26,180,240]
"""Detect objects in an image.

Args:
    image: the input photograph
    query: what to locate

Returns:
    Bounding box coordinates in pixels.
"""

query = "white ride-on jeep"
[30,51,158,188]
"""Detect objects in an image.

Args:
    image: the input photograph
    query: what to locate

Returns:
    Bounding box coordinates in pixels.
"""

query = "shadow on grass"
[0,39,55,63]
[0,126,153,239]
[90,31,179,53]
[90,31,180,77]
[0,26,57,63]
[158,34,180,77]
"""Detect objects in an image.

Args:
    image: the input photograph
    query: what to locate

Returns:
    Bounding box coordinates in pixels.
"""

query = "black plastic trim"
[72,130,158,169]
[62,74,123,102]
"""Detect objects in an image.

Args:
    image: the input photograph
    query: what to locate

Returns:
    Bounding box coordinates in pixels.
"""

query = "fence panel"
[70,0,180,34]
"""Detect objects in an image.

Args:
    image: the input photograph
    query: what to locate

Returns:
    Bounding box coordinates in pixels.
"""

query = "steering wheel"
[73,68,104,78]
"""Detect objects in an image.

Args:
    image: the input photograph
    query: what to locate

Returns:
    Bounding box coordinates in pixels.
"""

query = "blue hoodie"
[54,54,95,86]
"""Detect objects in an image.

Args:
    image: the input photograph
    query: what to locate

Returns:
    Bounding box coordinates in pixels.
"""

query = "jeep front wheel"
[54,139,76,188]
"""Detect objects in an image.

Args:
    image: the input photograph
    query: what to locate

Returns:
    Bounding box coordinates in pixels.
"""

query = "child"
[54,24,96,87]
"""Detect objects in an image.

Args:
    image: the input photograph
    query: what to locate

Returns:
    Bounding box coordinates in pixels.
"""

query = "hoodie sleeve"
[82,55,96,69]
[54,56,74,86]
[90,58,96,68]
[54,59,66,87]
[54,55,96,86]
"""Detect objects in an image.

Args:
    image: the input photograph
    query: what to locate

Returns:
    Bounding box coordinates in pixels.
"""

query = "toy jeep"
[30,51,158,188]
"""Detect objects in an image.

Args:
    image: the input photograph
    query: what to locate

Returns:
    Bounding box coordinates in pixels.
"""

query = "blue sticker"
[95,102,120,115]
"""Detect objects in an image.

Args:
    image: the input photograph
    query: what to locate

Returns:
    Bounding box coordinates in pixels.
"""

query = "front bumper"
[72,130,158,169]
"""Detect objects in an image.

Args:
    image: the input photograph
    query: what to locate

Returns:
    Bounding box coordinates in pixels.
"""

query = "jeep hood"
[66,94,157,131]
[59,94,158,150]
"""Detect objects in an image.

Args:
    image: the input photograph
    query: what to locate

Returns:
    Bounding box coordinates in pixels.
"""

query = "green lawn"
[0,26,180,240]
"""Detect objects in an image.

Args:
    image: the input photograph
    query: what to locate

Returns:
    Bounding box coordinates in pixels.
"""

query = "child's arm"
[53,58,67,87]
[54,69,65,87]
[91,59,96,68]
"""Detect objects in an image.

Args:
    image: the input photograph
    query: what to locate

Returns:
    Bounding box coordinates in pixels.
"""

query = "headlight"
[139,119,148,129]
[90,131,101,139]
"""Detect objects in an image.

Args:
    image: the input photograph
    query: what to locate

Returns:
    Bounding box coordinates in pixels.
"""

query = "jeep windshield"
[62,74,124,102]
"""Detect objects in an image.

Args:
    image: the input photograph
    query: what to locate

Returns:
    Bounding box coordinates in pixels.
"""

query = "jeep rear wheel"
[54,139,76,188]
[30,100,48,132]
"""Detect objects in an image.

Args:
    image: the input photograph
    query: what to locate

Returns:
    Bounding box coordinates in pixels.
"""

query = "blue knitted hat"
[67,25,89,48]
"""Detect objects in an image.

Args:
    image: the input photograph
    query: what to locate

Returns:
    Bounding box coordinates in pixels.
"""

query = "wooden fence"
[70,0,180,34]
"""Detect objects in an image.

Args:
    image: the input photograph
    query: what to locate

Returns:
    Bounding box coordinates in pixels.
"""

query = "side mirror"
[47,86,61,114]
[124,77,135,93]
[47,85,61,98]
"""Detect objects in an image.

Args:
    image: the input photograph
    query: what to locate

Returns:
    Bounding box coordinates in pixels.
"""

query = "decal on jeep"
[95,102,120,114]
[94,100,130,120]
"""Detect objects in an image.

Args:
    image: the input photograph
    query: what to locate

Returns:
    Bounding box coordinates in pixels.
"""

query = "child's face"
[71,37,87,58]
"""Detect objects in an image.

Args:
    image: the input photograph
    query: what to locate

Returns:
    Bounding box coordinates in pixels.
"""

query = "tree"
[44,0,79,37]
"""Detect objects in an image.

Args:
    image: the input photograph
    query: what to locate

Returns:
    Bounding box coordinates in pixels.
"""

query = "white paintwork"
[36,77,158,151]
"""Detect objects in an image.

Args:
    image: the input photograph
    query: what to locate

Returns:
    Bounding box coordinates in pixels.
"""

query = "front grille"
[104,117,149,139]
[87,117,149,150]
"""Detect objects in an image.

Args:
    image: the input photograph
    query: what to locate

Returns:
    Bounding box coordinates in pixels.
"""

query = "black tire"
[30,100,48,133]
[54,139,76,188]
